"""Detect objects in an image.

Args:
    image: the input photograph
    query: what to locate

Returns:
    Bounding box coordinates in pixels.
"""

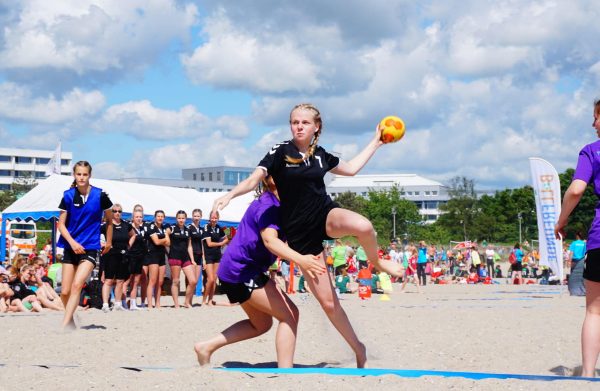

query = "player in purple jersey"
[555,99,600,377]
[194,177,325,368]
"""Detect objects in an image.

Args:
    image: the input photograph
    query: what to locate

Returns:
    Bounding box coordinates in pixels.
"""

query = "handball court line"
[2,363,598,381]
[218,367,600,382]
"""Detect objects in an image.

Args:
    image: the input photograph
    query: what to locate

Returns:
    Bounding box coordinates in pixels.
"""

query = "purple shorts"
[168,259,193,268]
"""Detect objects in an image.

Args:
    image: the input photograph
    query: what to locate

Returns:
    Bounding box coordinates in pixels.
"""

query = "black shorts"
[103,252,130,280]
[286,201,339,255]
[205,255,221,265]
[512,262,523,272]
[220,273,270,304]
[146,252,166,266]
[63,249,99,267]
[129,254,145,275]
[584,248,600,283]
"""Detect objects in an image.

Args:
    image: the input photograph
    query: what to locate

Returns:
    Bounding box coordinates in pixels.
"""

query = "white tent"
[1,175,255,261]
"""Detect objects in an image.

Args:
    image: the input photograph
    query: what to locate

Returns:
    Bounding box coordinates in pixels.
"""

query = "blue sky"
[1,0,599,190]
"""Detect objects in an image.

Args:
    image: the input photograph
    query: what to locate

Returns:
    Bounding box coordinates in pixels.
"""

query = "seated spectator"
[478,263,488,279]
[20,265,63,311]
[467,266,479,284]
[494,264,503,278]
[0,282,15,312]
[335,266,357,294]
[7,267,43,312]
[371,268,384,294]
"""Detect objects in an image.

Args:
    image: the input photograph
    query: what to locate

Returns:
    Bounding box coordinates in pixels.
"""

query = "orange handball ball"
[379,115,405,144]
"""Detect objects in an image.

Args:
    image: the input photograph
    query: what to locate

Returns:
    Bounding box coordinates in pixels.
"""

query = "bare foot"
[194,342,212,367]
[183,303,192,308]
[356,342,367,368]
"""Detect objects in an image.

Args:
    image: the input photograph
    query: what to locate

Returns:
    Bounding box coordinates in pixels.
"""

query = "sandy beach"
[1,282,598,390]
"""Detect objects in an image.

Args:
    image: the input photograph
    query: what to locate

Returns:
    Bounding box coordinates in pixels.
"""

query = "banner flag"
[529,157,563,281]
[44,142,62,176]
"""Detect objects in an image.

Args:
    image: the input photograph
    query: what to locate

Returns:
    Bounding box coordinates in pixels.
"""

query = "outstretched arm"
[331,125,383,176]
[260,228,326,278]
[555,179,587,239]
[212,168,267,212]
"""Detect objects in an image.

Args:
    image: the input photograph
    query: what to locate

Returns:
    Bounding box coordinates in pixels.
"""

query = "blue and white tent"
[1,174,254,262]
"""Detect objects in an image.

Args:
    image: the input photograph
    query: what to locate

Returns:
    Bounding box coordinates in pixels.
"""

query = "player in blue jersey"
[57,161,113,328]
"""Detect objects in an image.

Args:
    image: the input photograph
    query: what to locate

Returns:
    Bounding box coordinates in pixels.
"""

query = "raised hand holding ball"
[379,116,405,144]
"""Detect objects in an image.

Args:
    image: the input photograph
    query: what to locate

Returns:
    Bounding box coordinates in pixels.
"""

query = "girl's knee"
[171,279,180,286]
[254,317,273,334]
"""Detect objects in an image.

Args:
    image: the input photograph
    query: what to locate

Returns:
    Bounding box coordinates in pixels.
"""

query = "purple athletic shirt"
[573,140,600,250]
[217,191,282,283]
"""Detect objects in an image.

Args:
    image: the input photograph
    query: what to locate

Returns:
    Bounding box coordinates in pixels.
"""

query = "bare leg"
[129,274,141,305]
[60,264,75,308]
[170,265,182,308]
[114,280,124,303]
[156,265,166,308]
[204,263,218,305]
[194,279,298,367]
[182,265,197,307]
[35,290,63,311]
[62,261,94,328]
[141,265,148,306]
[582,280,600,377]
[298,256,367,368]
[102,278,114,306]
[326,208,402,277]
[146,264,158,309]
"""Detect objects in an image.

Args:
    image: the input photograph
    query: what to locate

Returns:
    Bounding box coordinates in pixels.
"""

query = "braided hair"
[285,103,322,164]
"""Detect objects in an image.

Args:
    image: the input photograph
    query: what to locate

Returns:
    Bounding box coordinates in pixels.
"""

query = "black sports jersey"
[169,224,190,261]
[9,281,36,300]
[101,220,131,254]
[257,140,339,232]
[188,223,204,256]
[147,222,167,256]
[129,224,148,257]
[202,223,226,260]
[59,190,112,211]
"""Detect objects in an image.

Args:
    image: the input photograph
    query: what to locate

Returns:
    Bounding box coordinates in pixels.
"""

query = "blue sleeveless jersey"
[57,186,104,250]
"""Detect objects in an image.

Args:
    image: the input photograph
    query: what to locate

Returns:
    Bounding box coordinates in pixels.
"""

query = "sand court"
[1,283,599,390]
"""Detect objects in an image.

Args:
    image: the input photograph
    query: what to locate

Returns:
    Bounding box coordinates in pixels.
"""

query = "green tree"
[437,176,478,241]
[333,191,366,215]
[362,186,421,245]
[0,190,17,211]
[559,168,596,239]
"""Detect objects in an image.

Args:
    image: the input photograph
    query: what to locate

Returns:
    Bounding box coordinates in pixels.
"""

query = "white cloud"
[0,82,105,123]
[0,0,198,86]
[98,100,250,140]
[127,135,256,178]
[93,161,129,180]
[181,12,321,94]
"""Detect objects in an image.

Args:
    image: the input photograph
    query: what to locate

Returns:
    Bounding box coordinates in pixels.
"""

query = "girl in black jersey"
[188,208,205,299]
[202,210,229,306]
[213,103,401,367]
[100,203,131,312]
[128,210,147,310]
[133,204,150,308]
[146,210,170,309]
[168,211,197,308]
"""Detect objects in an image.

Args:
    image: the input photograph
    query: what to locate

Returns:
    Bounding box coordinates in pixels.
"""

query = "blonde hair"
[285,103,322,164]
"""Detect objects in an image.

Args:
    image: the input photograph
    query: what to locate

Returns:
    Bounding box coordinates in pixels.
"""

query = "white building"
[0,147,72,191]
[327,173,449,222]
[123,166,255,192]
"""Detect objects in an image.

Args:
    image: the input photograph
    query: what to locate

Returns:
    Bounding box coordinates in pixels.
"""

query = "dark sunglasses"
[112,209,122,213]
